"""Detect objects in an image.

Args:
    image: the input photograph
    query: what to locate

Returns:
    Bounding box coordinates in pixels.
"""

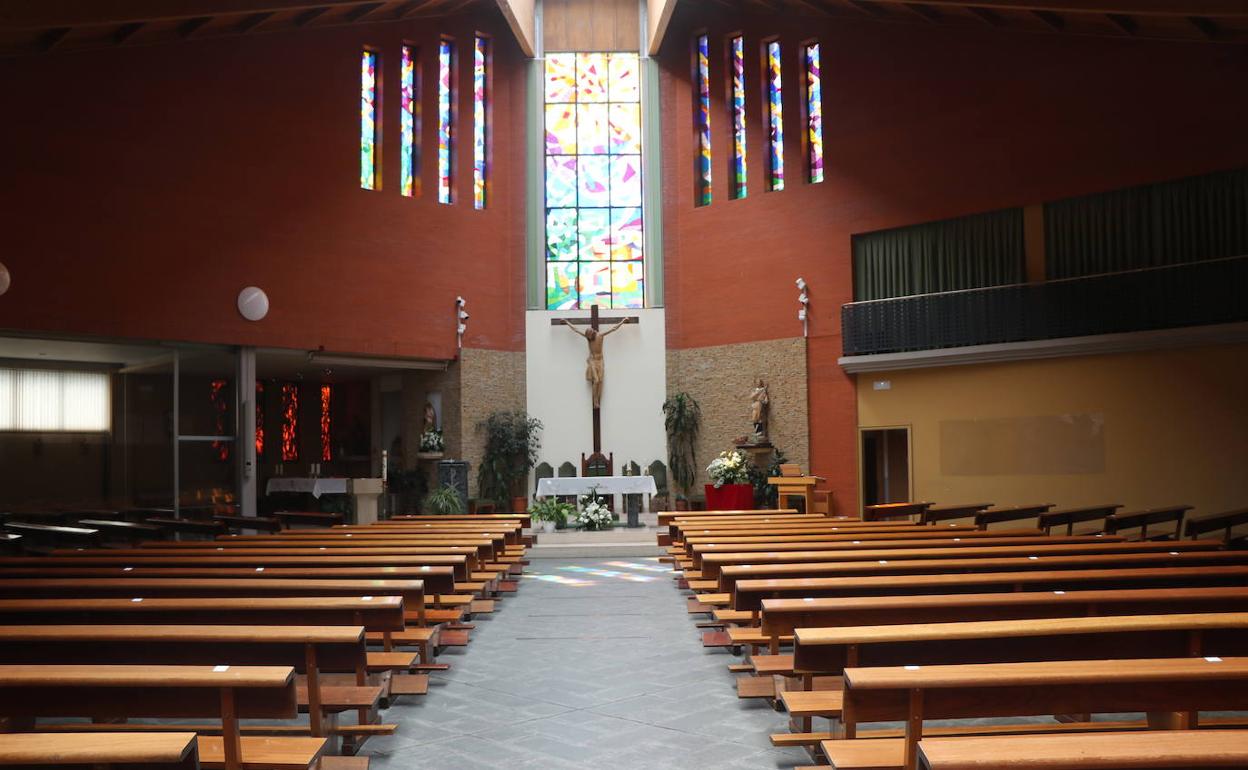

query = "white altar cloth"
[265,477,349,498]
[536,475,658,514]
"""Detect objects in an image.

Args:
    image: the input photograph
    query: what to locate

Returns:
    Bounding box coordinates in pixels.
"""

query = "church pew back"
[0,732,200,770]
[916,729,1248,770]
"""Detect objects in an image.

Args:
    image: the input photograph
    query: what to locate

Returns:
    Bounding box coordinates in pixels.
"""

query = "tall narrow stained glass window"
[473,36,488,209]
[437,39,454,204]
[730,35,747,199]
[320,385,332,462]
[694,35,712,206]
[280,383,299,463]
[766,40,784,191]
[543,52,645,309]
[360,49,379,190]
[400,45,418,197]
[804,42,824,184]
[255,382,265,458]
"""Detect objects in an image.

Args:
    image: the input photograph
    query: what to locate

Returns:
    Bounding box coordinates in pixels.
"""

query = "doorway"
[861,427,911,506]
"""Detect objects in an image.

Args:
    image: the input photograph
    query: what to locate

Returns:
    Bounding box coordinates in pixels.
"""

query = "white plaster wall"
[525,308,668,481]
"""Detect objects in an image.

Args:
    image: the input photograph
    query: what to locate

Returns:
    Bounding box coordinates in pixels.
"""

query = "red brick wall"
[0,12,526,357]
[657,9,1248,509]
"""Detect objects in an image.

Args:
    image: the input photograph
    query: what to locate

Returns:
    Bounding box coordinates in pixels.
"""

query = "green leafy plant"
[422,484,466,515]
[530,497,573,527]
[476,411,544,507]
[748,447,789,508]
[662,392,701,498]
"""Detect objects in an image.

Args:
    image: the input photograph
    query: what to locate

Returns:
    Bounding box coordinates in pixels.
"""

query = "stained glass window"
[255,382,265,457]
[730,35,747,199]
[437,39,454,204]
[694,34,711,206]
[210,379,230,462]
[320,384,332,462]
[543,52,645,309]
[473,36,488,209]
[280,383,299,463]
[766,40,784,191]
[360,49,378,190]
[805,42,824,184]
[400,45,418,197]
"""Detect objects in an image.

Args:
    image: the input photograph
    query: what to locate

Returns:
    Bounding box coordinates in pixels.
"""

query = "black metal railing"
[841,255,1248,357]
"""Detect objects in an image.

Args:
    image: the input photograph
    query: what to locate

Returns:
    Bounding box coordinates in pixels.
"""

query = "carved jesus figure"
[561,317,628,408]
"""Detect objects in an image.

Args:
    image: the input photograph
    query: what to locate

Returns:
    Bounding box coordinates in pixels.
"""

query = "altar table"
[536,476,658,514]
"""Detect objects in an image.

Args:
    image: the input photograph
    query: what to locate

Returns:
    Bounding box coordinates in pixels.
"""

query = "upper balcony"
[841,255,1248,360]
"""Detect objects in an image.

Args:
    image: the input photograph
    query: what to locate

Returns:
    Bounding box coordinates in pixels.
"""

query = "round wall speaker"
[237,286,269,321]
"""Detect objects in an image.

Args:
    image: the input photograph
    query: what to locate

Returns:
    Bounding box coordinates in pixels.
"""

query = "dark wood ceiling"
[0,0,493,57]
[704,0,1248,44]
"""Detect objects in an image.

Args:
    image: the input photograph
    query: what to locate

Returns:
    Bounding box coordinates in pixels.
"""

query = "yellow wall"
[856,343,1248,517]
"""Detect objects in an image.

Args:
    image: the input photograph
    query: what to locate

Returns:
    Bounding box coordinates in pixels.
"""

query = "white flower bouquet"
[706,449,751,488]
[419,430,444,453]
[576,490,616,531]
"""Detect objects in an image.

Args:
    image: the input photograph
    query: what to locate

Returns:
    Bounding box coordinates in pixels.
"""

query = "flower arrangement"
[575,490,615,531]
[419,429,445,453]
[706,449,751,488]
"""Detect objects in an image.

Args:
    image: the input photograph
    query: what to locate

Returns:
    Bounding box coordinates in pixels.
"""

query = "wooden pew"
[731,564,1248,612]
[0,534,20,555]
[656,510,803,526]
[77,519,166,546]
[862,503,933,522]
[386,513,533,527]
[1,522,100,552]
[1039,505,1124,536]
[1107,505,1193,541]
[0,664,324,770]
[1187,507,1248,546]
[0,732,200,770]
[145,518,226,540]
[916,729,1248,770]
[21,552,475,583]
[213,515,283,534]
[707,540,1225,586]
[274,512,345,529]
[0,625,382,743]
[972,505,1056,531]
[829,657,1248,770]
[919,504,995,526]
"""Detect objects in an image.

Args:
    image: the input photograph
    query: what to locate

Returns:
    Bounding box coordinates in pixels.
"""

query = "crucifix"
[552,304,639,454]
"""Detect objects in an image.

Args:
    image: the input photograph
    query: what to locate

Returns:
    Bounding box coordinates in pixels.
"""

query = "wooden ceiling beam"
[0,1,406,29]
[112,21,145,44]
[1105,12,1138,34]
[965,5,1003,25]
[1032,9,1065,29]
[237,11,274,33]
[1188,15,1220,39]
[398,0,447,19]
[177,16,212,37]
[39,27,71,52]
[902,3,942,22]
[847,0,890,17]
[493,0,533,56]
[293,6,330,25]
[647,0,679,55]
[343,2,385,22]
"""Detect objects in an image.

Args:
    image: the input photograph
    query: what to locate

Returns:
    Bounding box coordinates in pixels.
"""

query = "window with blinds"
[0,368,111,432]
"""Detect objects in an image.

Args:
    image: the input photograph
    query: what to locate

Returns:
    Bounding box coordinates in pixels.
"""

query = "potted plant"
[574,490,615,531]
[662,393,701,509]
[422,484,466,515]
[705,449,754,510]
[477,411,543,512]
[530,497,572,534]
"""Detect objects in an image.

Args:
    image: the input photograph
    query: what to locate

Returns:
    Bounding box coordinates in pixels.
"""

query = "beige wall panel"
[667,337,810,496]
[856,343,1248,516]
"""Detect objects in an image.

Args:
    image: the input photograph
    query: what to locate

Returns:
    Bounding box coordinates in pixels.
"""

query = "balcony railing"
[841,255,1248,357]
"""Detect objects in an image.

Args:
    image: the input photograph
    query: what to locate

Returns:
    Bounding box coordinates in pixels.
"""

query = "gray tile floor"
[360,557,810,769]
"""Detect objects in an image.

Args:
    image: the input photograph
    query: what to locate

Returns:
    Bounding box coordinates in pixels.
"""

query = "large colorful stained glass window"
[437,39,454,204]
[730,35,747,199]
[694,35,711,206]
[280,383,299,463]
[473,36,488,209]
[360,49,379,190]
[319,385,332,462]
[400,45,418,197]
[804,42,824,184]
[543,52,645,309]
[765,40,784,191]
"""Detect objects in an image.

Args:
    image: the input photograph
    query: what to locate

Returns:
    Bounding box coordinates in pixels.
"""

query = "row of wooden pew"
[0,508,350,553]
[661,504,1248,769]
[0,512,532,770]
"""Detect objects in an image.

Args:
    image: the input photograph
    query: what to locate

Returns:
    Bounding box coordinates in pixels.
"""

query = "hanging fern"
[662,392,702,498]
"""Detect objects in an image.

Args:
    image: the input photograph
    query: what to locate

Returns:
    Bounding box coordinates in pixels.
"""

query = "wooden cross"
[551,305,639,452]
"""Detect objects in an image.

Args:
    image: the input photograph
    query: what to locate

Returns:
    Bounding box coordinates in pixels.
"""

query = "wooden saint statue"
[560,316,628,408]
[750,378,770,441]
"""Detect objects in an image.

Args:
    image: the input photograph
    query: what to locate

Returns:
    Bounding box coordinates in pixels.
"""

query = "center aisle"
[365,557,808,769]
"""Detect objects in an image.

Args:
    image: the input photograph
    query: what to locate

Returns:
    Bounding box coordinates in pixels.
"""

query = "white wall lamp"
[795,277,809,338]
[455,296,469,349]
[0,262,10,296]
[237,286,269,321]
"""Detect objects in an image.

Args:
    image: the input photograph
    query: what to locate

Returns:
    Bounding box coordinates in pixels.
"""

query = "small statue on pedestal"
[750,378,770,443]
